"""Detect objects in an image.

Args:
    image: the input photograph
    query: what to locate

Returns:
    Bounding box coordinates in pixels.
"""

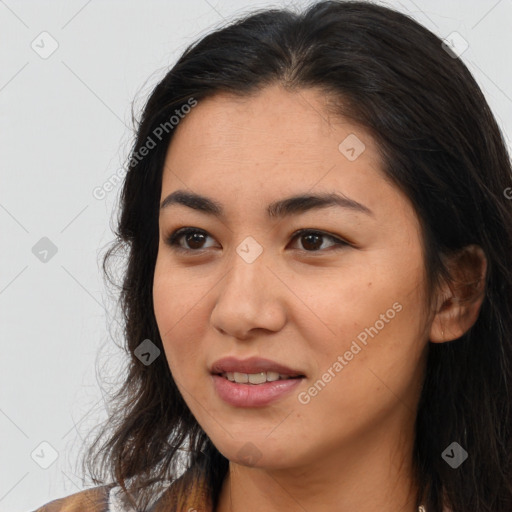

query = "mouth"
[210,356,306,383]
[214,371,305,385]
[209,357,306,406]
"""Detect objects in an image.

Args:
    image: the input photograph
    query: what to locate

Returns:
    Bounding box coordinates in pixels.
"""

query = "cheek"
[291,253,424,349]
[294,303,425,448]
[297,255,427,400]
[152,266,209,376]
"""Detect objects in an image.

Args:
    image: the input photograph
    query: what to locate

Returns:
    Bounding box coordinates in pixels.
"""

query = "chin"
[213,436,296,469]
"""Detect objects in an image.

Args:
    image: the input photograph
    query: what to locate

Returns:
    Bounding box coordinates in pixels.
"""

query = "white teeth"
[248,372,266,384]
[264,371,281,382]
[233,372,248,383]
[223,371,294,384]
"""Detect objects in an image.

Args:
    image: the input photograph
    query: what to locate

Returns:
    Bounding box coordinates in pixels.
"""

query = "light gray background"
[1,1,511,511]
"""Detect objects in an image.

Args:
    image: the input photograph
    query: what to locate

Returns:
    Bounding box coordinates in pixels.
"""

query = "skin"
[152,84,487,512]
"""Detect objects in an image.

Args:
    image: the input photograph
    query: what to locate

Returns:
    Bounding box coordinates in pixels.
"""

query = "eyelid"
[164,227,351,253]
[165,227,218,253]
[290,228,351,249]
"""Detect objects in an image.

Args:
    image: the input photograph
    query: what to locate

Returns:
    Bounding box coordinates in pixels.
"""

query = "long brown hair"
[81,2,512,510]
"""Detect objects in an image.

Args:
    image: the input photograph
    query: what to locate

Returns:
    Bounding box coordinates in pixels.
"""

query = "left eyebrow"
[159,189,374,219]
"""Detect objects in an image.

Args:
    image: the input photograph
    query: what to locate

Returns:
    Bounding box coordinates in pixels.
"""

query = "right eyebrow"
[159,190,374,219]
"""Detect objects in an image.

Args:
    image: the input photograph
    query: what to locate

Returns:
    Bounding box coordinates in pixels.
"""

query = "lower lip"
[211,374,304,407]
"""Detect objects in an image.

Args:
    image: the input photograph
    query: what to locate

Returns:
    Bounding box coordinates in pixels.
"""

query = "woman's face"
[153,84,430,469]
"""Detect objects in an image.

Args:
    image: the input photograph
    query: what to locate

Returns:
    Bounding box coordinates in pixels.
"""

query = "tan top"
[32,463,212,512]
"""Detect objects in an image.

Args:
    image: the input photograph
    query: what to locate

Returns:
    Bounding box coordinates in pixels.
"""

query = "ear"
[429,244,487,343]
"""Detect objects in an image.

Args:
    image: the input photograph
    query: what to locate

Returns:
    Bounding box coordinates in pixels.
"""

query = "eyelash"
[164,227,350,255]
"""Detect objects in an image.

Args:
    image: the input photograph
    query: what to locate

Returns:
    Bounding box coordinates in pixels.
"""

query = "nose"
[210,249,287,340]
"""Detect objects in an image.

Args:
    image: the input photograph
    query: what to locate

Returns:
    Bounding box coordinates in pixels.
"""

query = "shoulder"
[32,484,115,512]
[31,464,214,512]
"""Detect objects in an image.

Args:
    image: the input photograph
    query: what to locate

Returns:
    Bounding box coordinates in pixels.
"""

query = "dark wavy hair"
[80,1,512,511]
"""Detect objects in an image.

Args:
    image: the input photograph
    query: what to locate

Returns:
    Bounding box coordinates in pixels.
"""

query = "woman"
[33,1,512,511]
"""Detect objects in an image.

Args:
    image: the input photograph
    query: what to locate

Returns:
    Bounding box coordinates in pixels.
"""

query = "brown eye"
[183,231,207,249]
[299,232,323,251]
[165,228,217,252]
[289,229,349,252]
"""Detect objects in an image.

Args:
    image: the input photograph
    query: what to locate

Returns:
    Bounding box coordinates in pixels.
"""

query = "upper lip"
[210,356,305,377]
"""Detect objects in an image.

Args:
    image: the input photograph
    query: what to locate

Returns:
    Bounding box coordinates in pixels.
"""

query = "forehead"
[166,85,376,156]
[164,86,381,184]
